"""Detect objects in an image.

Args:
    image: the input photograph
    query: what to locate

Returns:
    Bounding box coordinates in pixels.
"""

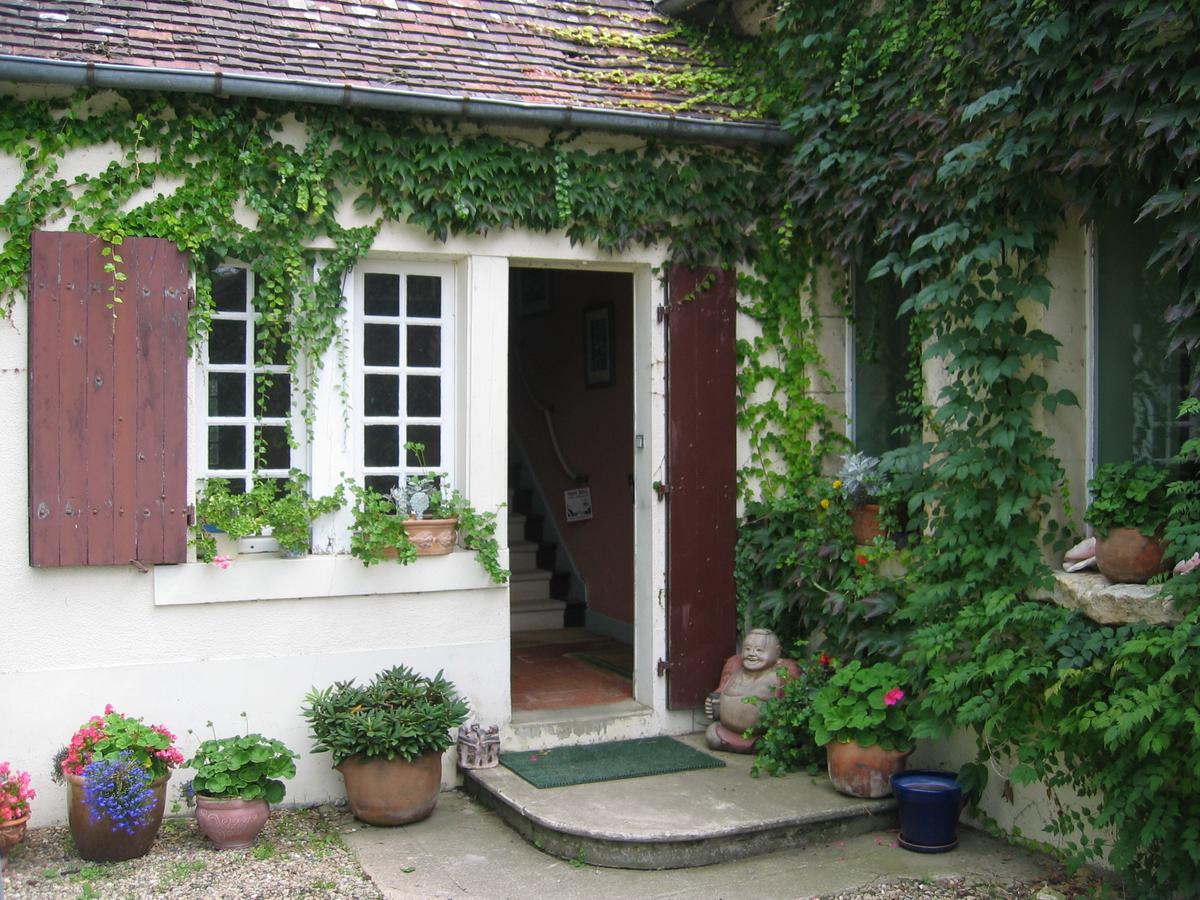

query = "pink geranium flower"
[212,555,232,570]
[884,688,905,707]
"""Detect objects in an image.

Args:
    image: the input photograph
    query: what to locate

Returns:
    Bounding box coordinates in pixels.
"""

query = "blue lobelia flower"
[81,751,157,835]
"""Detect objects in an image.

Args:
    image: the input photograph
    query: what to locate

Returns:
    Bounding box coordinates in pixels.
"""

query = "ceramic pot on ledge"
[66,772,168,862]
[825,740,912,798]
[1096,528,1168,584]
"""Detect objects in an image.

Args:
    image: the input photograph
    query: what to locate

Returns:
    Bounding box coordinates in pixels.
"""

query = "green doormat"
[500,736,725,789]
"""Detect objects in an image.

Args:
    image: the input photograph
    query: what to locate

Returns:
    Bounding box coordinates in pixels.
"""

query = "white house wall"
[0,111,711,824]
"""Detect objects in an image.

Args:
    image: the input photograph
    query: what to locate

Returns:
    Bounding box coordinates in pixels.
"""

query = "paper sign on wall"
[564,488,593,522]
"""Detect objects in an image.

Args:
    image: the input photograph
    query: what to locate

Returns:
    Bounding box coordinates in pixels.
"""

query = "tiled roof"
[0,1,747,122]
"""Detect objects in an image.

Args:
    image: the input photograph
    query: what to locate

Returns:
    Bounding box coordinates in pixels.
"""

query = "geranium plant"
[750,649,838,777]
[810,660,912,751]
[55,705,184,781]
[0,761,35,822]
[1084,461,1172,537]
[185,734,298,803]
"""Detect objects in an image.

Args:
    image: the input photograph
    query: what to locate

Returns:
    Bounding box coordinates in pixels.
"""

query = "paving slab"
[463,733,896,868]
[344,791,1062,900]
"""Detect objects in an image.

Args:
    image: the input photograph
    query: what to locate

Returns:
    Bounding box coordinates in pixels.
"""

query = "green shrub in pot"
[186,734,298,804]
[1084,462,1172,536]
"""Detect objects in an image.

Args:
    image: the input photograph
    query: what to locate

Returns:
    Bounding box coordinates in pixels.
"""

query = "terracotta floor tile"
[511,629,634,712]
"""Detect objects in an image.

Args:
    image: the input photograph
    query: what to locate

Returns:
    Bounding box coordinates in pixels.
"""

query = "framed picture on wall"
[513,268,552,317]
[564,487,593,522]
[583,302,615,388]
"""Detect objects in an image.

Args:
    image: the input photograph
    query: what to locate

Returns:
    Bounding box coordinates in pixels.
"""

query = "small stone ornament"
[457,724,500,769]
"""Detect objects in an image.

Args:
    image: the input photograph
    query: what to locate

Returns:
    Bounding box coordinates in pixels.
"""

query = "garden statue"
[704,628,800,753]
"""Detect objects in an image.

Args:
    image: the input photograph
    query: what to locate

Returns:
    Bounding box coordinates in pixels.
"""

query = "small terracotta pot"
[66,771,168,862]
[403,518,459,556]
[195,795,270,849]
[851,504,885,545]
[825,740,912,799]
[0,814,29,852]
[337,752,442,826]
[1096,528,1168,584]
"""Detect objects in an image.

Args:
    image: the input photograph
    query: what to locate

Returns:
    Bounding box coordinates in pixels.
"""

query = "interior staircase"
[508,461,584,631]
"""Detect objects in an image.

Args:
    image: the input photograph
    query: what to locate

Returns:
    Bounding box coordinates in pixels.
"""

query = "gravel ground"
[1,805,381,899]
[1,805,1106,900]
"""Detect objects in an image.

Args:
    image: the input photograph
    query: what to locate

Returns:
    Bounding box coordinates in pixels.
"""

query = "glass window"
[852,270,917,457]
[1095,211,1192,465]
[203,265,300,493]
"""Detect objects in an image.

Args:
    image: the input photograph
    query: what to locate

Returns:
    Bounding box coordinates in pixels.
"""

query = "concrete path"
[343,791,1061,899]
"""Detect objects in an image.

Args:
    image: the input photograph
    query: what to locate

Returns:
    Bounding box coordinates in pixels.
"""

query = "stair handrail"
[514,349,587,484]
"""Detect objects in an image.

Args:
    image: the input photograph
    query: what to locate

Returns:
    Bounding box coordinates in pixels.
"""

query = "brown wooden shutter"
[29,231,190,567]
[664,265,738,708]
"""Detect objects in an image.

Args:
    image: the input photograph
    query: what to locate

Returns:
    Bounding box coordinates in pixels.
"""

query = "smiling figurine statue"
[704,628,800,753]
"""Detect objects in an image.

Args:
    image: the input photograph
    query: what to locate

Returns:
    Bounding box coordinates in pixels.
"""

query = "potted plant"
[1084,462,1172,583]
[891,769,964,852]
[191,477,270,563]
[302,665,469,826]
[837,452,887,544]
[348,444,508,584]
[0,761,35,852]
[810,659,913,798]
[185,731,298,849]
[262,472,345,558]
[52,705,185,861]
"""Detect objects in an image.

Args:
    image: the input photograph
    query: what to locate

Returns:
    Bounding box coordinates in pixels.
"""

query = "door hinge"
[656,304,670,324]
[653,481,670,500]
[657,658,670,677]
[185,504,196,526]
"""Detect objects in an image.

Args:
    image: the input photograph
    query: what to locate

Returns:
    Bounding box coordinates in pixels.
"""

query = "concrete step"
[503,699,654,752]
[510,595,565,632]
[463,732,898,870]
[508,540,539,571]
[508,512,526,539]
[510,568,552,603]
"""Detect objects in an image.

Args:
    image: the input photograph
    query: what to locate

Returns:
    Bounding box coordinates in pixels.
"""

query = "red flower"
[856,553,868,566]
[818,653,832,667]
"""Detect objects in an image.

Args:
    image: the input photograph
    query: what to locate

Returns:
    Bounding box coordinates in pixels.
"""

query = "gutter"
[654,0,714,15]
[0,55,793,147]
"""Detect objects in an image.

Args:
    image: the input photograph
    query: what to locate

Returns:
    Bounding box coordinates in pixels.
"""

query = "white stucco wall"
[0,102,708,824]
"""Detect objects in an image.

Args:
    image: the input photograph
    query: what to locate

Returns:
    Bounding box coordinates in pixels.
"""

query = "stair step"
[509,595,565,631]
[510,569,552,603]
[508,540,539,571]
[463,732,897,870]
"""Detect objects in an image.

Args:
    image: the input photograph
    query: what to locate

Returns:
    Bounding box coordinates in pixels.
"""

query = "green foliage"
[1084,462,1173,537]
[263,473,346,556]
[750,650,836,777]
[836,452,883,506]
[192,473,344,560]
[185,734,298,803]
[810,660,912,752]
[302,665,469,766]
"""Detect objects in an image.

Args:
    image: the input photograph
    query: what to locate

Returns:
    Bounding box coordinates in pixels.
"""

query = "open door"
[663,265,738,708]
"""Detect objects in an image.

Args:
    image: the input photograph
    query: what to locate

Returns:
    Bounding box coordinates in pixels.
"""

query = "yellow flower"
[832,479,842,489]
[820,498,830,510]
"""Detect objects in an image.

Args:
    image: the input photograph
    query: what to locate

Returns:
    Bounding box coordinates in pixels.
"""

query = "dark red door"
[664,265,738,708]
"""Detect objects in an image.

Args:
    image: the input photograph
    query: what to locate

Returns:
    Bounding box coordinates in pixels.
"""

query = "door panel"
[664,265,738,708]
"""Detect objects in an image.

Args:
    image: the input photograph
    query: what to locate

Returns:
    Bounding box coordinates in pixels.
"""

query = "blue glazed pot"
[891,770,963,852]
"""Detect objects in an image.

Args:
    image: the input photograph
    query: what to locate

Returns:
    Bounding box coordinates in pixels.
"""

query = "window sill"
[153,551,503,607]
[1050,570,1180,626]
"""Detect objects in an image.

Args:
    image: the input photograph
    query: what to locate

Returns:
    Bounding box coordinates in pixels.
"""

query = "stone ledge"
[1051,571,1180,626]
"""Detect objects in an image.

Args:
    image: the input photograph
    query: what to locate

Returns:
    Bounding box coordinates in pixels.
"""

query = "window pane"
[407,325,441,367]
[407,275,441,318]
[364,323,400,366]
[365,374,399,416]
[255,373,291,418]
[853,271,915,456]
[211,266,247,312]
[407,375,441,417]
[208,425,246,470]
[365,273,401,317]
[208,372,246,417]
[255,330,290,367]
[364,424,400,467]
[255,426,291,470]
[364,474,399,496]
[407,425,440,466]
[208,319,247,364]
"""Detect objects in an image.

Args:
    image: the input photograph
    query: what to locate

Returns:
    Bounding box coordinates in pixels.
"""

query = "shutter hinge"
[129,559,150,574]
[656,304,670,324]
[185,504,196,526]
[653,481,670,500]
[185,287,195,309]
[657,658,670,677]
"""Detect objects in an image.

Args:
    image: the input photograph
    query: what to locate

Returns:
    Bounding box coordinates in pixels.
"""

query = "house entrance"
[507,266,636,712]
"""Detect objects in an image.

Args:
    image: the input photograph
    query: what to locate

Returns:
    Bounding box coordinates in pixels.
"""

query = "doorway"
[507,266,636,712]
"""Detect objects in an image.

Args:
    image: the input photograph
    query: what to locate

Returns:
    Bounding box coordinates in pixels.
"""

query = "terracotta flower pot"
[403,518,459,556]
[66,771,168,862]
[194,795,270,849]
[1096,528,1168,584]
[851,504,885,545]
[337,752,442,826]
[825,740,912,799]
[0,814,29,852]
